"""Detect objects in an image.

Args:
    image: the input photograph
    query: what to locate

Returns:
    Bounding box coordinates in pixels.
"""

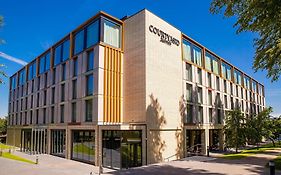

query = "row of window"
[10,50,95,101]
[10,16,121,90]
[8,99,93,126]
[183,40,263,93]
[185,63,264,96]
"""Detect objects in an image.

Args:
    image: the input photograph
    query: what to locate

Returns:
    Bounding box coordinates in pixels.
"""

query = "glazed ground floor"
[6,124,224,169]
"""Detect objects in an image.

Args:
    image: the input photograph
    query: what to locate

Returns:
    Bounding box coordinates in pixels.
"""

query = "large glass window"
[186,104,193,123]
[28,62,36,81]
[86,21,99,48]
[234,70,242,85]
[205,52,219,74]
[72,130,95,164]
[74,30,85,55]
[85,99,93,122]
[198,106,203,123]
[221,62,232,80]
[73,58,78,77]
[208,90,212,106]
[62,63,66,81]
[197,69,202,85]
[72,80,77,99]
[19,69,26,86]
[244,76,250,89]
[51,130,66,157]
[86,74,93,96]
[55,39,70,65]
[11,75,17,89]
[182,39,202,67]
[60,105,64,123]
[103,19,121,48]
[61,84,65,102]
[39,52,50,74]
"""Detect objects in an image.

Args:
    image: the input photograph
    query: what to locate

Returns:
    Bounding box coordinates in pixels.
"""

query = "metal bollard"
[207,146,210,157]
[36,155,39,164]
[269,160,275,175]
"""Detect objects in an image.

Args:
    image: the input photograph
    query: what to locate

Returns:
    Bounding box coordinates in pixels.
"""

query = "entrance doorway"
[21,129,32,152]
[102,130,142,169]
[186,130,203,154]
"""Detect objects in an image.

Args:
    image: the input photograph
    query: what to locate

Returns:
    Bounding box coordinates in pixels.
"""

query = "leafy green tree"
[246,107,273,146]
[210,0,281,81]
[224,109,246,153]
[0,117,7,135]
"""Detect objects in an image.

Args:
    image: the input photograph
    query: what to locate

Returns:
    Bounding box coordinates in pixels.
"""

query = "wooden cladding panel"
[103,46,122,123]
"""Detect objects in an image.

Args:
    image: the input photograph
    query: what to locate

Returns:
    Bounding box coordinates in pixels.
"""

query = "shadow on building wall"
[175,95,185,159]
[146,94,167,163]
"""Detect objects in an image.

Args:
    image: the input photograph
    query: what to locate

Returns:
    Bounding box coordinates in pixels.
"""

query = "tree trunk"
[269,137,275,147]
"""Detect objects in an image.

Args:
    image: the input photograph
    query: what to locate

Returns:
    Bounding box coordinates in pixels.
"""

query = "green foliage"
[245,107,273,145]
[224,109,246,153]
[210,0,281,81]
[0,143,13,149]
[0,117,7,135]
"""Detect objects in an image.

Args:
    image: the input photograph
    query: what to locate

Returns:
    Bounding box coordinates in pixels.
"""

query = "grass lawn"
[0,143,13,150]
[0,152,36,164]
[223,142,281,159]
[73,144,95,155]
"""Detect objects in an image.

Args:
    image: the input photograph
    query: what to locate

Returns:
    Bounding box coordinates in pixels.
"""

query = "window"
[36,109,39,124]
[28,62,36,80]
[103,19,121,48]
[51,107,54,123]
[205,52,219,74]
[37,93,40,107]
[197,69,202,85]
[208,90,212,106]
[43,108,46,124]
[73,58,78,77]
[51,87,55,104]
[44,73,48,88]
[60,105,64,123]
[61,64,66,81]
[230,83,233,95]
[236,85,239,97]
[198,106,203,123]
[19,69,26,86]
[30,95,33,108]
[182,39,202,66]
[207,73,211,88]
[186,104,193,123]
[30,111,33,124]
[209,108,213,123]
[85,99,93,122]
[198,87,203,104]
[252,81,257,93]
[25,97,28,110]
[221,62,232,80]
[44,90,47,105]
[87,50,94,71]
[24,112,27,125]
[186,83,192,102]
[72,80,77,99]
[217,109,222,124]
[53,68,56,85]
[19,113,22,125]
[74,30,84,55]
[224,95,228,108]
[86,20,99,48]
[86,74,93,96]
[185,63,192,81]
[224,80,227,93]
[244,76,250,89]
[216,77,220,91]
[37,76,41,91]
[61,84,65,102]
[234,70,242,86]
[11,75,17,89]
[72,103,76,123]
[54,39,70,65]
[39,52,50,74]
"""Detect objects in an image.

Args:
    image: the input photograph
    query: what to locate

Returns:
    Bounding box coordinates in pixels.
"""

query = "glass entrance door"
[121,140,142,168]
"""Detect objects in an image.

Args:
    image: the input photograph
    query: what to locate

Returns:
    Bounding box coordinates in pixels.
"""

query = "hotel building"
[6,9,265,169]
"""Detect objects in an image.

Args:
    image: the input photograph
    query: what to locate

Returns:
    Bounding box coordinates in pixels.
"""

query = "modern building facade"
[7,9,265,169]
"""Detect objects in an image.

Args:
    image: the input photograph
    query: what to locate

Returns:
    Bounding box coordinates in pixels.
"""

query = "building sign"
[149,25,180,46]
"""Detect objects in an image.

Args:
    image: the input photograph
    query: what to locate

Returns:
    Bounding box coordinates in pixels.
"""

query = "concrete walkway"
[0,149,280,175]
[0,150,114,175]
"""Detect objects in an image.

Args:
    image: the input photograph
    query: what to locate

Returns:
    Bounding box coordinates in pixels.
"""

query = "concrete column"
[31,129,33,154]
[47,129,51,154]
[66,128,71,159]
[202,129,209,155]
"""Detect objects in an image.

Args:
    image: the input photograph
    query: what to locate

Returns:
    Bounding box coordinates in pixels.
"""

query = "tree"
[0,117,7,135]
[246,107,273,146]
[210,0,281,81]
[224,109,246,153]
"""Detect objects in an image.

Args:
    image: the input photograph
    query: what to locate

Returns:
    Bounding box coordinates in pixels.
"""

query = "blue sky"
[0,0,280,118]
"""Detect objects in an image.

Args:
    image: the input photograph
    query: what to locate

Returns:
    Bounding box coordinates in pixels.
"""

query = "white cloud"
[0,51,27,66]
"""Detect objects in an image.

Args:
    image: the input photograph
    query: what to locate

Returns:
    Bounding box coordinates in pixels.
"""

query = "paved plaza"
[0,149,281,175]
